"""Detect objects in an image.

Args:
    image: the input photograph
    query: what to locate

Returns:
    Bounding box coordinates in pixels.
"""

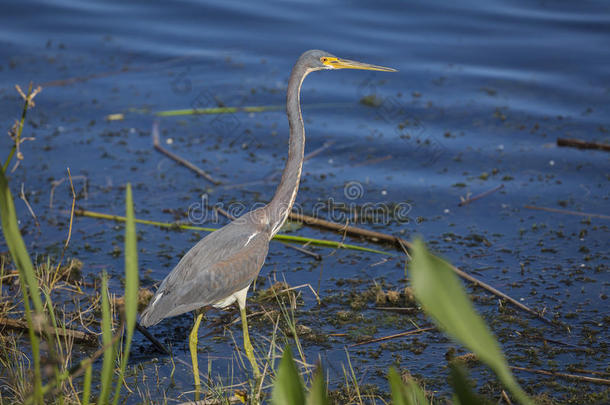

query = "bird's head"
[299,49,397,72]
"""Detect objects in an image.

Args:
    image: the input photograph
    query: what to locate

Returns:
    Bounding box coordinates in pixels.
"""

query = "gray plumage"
[139,49,396,330]
[140,210,270,326]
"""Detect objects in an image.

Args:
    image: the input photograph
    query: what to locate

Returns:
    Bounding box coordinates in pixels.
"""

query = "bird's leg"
[240,305,261,379]
[189,311,204,398]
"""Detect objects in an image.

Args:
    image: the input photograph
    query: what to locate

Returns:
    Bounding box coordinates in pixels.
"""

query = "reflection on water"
[1,0,608,402]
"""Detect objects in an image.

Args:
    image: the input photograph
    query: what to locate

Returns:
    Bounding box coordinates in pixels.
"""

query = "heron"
[140,50,396,387]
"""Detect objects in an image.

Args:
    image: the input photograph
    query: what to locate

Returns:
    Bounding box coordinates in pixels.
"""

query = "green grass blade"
[112,183,139,404]
[82,361,92,405]
[0,165,43,403]
[409,239,532,405]
[18,287,42,404]
[41,289,61,353]
[75,209,216,232]
[105,102,349,120]
[272,346,305,405]
[305,368,329,405]
[449,363,489,405]
[0,167,43,313]
[74,209,391,255]
[388,367,429,405]
[41,289,64,405]
[155,104,284,117]
[99,272,115,404]
[273,234,390,255]
[343,349,362,403]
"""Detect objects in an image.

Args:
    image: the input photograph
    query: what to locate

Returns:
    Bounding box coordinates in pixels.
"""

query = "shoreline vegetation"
[1,84,607,404]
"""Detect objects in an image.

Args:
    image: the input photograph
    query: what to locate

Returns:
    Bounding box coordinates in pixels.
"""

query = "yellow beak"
[322,57,397,72]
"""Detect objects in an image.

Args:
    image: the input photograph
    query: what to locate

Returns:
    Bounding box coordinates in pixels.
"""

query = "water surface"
[1,0,608,402]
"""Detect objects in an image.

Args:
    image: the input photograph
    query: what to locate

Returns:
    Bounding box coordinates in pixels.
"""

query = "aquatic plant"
[267,239,533,405]
[0,88,140,404]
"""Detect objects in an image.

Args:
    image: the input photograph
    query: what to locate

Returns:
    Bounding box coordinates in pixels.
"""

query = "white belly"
[212,284,250,309]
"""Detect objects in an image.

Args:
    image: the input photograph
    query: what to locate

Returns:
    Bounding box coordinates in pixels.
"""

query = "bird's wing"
[140,219,270,326]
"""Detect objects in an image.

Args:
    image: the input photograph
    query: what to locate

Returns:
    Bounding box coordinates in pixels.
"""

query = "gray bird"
[140,49,396,386]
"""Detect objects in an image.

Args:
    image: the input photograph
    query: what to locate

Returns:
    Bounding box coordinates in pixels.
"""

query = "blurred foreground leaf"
[449,363,489,405]
[272,346,305,405]
[409,239,532,405]
[112,183,139,404]
[99,272,115,404]
[0,165,44,402]
[306,367,329,405]
[388,367,429,405]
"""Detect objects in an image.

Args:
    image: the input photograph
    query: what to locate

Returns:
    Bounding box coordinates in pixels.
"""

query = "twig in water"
[516,331,590,351]
[155,104,284,117]
[45,320,124,398]
[153,101,348,117]
[19,183,40,232]
[72,209,387,255]
[177,396,244,405]
[273,283,321,306]
[289,211,554,324]
[557,137,610,152]
[458,184,504,207]
[0,316,97,346]
[352,154,393,168]
[510,366,610,385]
[304,140,335,162]
[108,101,349,120]
[524,205,610,220]
[569,368,610,377]
[64,168,76,250]
[49,174,88,209]
[281,243,322,260]
[74,209,216,232]
[155,128,332,191]
[501,390,513,405]
[396,236,411,261]
[349,327,435,347]
[50,168,78,288]
[220,178,268,191]
[152,121,221,185]
[373,307,418,313]
[289,212,397,244]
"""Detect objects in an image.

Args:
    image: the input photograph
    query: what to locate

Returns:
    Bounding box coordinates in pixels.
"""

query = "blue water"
[1,0,608,402]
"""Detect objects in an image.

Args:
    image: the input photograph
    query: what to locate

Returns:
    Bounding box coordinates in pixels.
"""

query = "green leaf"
[0,165,43,403]
[305,368,329,405]
[112,183,139,404]
[272,346,305,405]
[0,167,43,313]
[123,183,139,331]
[41,289,65,405]
[409,239,532,405]
[449,362,489,405]
[81,361,93,405]
[99,272,115,404]
[154,104,284,117]
[388,367,429,405]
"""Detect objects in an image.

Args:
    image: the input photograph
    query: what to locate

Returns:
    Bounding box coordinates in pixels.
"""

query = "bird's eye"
[321,57,327,63]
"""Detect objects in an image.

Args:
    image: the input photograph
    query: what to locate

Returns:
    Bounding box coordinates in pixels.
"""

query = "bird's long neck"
[266,62,311,237]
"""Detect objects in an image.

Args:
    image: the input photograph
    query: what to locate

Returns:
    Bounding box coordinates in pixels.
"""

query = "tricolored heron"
[140,50,396,387]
